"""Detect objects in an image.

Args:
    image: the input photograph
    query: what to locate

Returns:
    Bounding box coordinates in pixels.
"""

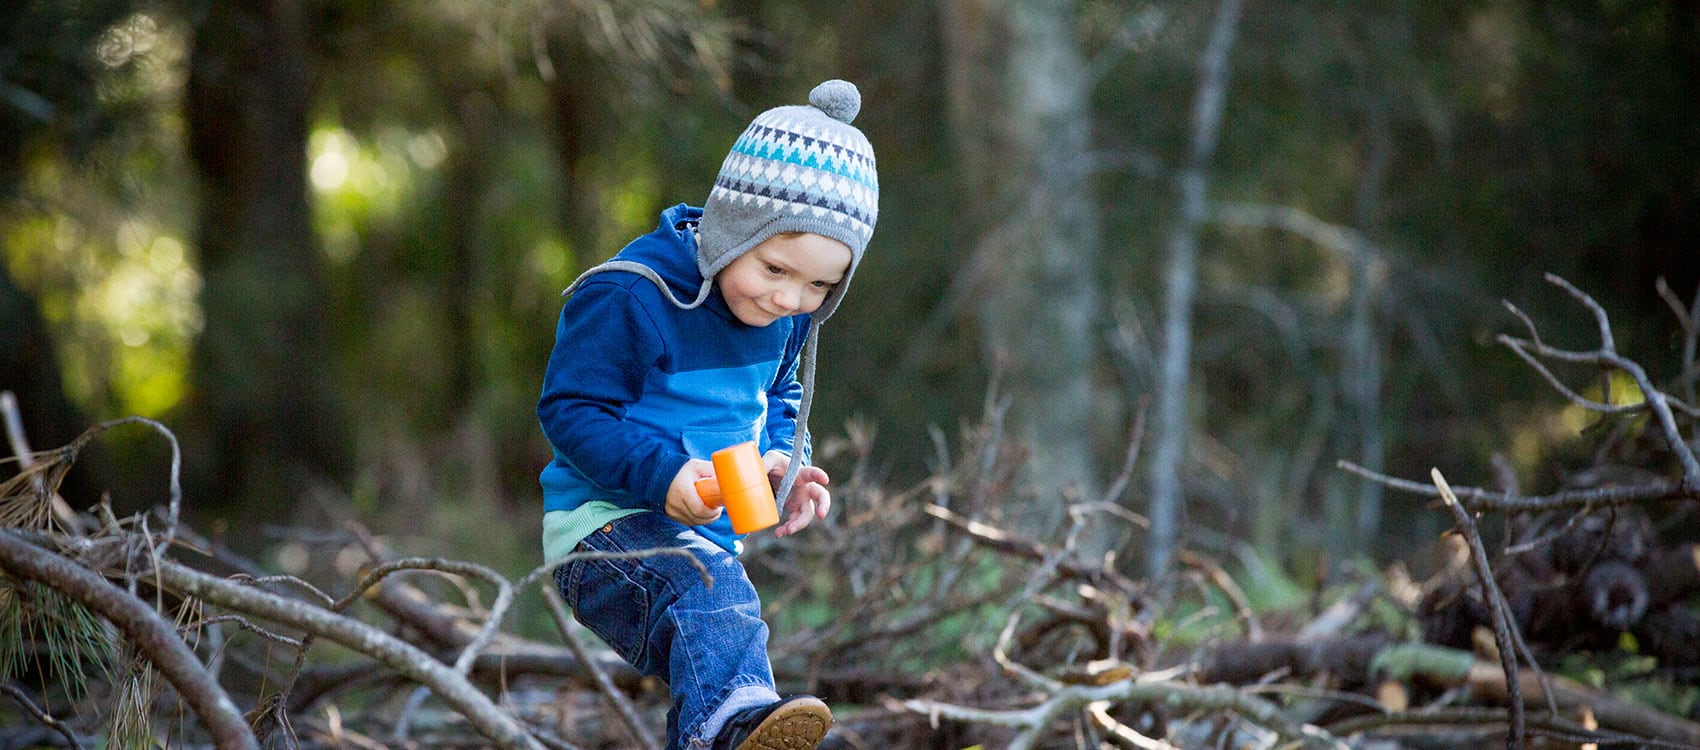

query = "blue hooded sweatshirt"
[538,204,809,554]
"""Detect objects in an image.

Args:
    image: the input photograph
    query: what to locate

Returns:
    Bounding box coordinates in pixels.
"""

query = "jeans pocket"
[565,532,657,670]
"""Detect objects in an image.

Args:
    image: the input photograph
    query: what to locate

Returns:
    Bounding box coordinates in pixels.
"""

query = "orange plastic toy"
[693,441,779,534]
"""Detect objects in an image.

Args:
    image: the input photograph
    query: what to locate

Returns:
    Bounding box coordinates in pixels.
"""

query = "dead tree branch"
[1342,275,1700,513]
[1499,274,1700,487]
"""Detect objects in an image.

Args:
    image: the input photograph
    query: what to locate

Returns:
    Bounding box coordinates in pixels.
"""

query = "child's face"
[717,232,852,327]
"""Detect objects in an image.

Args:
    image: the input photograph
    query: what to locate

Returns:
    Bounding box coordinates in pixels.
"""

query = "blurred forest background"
[4,0,1697,592]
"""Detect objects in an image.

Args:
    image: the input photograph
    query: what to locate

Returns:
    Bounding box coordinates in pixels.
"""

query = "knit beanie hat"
[698,79,879,322]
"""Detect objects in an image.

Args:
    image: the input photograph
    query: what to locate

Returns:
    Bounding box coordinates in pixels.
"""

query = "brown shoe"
[714,695,832,750]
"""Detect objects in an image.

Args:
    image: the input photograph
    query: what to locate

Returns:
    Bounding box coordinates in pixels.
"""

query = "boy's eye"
[811,280,835,290]
[765,265,784,276]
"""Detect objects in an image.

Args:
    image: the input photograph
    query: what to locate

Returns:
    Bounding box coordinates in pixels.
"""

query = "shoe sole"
[734,697,832,750]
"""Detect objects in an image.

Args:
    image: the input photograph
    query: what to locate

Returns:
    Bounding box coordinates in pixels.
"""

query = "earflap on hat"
[771,324,821,507]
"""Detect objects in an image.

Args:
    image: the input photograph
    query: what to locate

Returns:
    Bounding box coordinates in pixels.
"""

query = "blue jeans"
[554,511,779,749]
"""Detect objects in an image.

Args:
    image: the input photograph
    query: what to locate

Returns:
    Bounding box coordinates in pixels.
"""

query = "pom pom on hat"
[809,80,861,124]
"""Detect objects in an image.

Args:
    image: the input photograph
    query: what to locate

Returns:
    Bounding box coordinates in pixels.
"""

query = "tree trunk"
[1346,88,1391,550]
[1147,0,1245,579]
[940,0,1105,536]
[184,0,346,511]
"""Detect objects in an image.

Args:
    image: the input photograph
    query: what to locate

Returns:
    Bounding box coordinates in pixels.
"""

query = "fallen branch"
[924,503,1141,595]
[153,558,543,750]
[0,530,256,750]
[1335,460,1691,512]
[905,676,1343,750]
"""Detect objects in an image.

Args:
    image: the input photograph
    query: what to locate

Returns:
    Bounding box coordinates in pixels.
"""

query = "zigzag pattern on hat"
[709,170,876,237]
[709,108,878,240]
[728,119,878,190]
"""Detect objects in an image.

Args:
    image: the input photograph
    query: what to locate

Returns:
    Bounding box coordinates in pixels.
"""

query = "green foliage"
[2,3,198,423]
[1232,546,1309,612]
[0,0,139,191]
[1554,648,1700,721]
[0,577,118,700]
[1369,642,1474,683]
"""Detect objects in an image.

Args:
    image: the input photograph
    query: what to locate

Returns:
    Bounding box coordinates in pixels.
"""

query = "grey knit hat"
[698,79,879,322]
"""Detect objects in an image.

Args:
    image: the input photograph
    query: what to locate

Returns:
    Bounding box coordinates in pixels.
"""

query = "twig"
[1335,460,1691,511]
[1100,396,1150,506]
[1177,549,1262,642]
[994,605,1063,693]
[1523,274,1700,485]
[924,504,1141,595]
[2,681,85,750]
[0,529,257,750]
[0,391,87,536]
[66,417,184,560]
[386,559,515,742]
[1430,469,1522,750]
[6,415,185,556]
[192,614,303,648]
[1495,332,1640,415]
[1087,699,1177,749]
[1656,277,1692,331]
[229,574,335,607]
[1680,278,1700,405]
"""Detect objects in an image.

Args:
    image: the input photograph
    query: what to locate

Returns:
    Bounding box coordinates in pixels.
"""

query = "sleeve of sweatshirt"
[537,280,688,510]
[762,316,811,462]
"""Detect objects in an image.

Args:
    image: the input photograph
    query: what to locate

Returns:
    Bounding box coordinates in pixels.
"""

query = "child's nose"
[773,287,799,311]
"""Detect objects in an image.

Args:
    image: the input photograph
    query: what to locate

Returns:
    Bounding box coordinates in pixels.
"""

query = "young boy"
[538,80,877,750]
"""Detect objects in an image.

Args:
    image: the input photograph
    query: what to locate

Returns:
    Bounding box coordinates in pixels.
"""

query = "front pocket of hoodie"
[681,425,760,459]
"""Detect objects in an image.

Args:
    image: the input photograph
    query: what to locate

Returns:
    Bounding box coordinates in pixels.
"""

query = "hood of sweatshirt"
[602,204,722,310]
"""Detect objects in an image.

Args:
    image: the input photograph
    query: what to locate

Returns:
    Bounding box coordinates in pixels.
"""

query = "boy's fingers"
[800,466,829,486]
[776,499,815,537]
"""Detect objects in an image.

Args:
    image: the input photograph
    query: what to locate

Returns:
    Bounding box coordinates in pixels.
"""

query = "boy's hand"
[665,459,723,526]
[763,451,831,538]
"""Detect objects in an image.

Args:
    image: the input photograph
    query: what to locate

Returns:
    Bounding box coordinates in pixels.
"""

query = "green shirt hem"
[542,502,648,565]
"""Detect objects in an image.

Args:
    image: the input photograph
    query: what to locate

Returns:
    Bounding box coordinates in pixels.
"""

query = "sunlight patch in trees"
[309,124,442,265]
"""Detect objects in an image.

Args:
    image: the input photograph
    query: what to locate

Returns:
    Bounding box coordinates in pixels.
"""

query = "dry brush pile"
[2,274,1699,749]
